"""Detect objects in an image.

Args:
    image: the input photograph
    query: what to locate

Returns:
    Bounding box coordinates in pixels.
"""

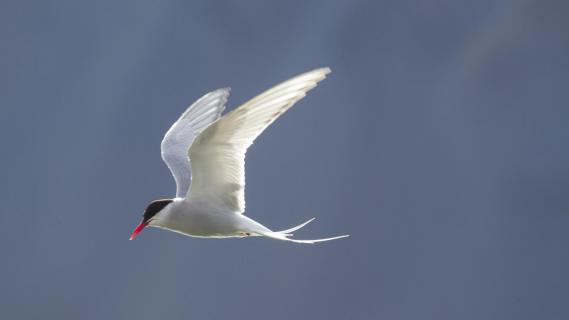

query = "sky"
[1,0,568,319]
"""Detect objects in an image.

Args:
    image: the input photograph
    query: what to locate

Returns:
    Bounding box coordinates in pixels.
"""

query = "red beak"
[129,220,149,240]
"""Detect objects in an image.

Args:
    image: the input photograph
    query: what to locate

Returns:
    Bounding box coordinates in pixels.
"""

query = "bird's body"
[151,198,268,238]
[130,67,348,244]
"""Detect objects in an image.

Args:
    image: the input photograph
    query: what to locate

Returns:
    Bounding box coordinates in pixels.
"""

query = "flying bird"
[130,68,349,244]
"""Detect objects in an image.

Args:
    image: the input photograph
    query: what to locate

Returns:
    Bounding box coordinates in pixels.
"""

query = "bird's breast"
[156,201,243,237]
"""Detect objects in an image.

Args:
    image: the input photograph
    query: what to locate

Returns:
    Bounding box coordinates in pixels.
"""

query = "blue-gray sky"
[1,1,568,319]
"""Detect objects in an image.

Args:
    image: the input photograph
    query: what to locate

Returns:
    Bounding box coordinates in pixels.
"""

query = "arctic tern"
[130,67,349,244]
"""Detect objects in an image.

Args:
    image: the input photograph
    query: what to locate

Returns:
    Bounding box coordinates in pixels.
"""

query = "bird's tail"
[275,217,316,236]
[260,218,350,244]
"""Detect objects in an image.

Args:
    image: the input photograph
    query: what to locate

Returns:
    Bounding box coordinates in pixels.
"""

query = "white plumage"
[161,88,229,198]
[131,67,349,244]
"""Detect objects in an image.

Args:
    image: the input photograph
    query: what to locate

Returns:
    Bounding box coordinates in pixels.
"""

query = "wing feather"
[161,88,229,197]
[186,68,331,212]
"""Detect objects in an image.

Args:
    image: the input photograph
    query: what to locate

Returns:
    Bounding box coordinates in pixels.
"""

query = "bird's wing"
[186,68,331,213]
[161,88,230,198]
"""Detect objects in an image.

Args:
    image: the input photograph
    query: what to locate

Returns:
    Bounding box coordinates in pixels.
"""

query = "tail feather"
[260,231,349,244]
[275,217,315,235]
[258,218,349,244]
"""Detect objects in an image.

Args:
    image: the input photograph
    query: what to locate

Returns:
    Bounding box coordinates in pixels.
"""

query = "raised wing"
[186,68,331,213]
[161,88,230,198]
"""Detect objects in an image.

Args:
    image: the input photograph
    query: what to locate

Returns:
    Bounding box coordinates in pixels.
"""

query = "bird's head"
[129,199,173,240]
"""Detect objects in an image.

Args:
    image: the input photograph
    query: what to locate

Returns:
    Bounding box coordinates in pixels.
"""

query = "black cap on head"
[143,199,173,221]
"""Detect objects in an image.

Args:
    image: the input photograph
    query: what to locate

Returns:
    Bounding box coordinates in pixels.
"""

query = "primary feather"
[186,68,331,213]
[161,89,229,197]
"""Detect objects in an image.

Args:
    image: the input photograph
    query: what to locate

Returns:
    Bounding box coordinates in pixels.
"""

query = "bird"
[129,67,349,244]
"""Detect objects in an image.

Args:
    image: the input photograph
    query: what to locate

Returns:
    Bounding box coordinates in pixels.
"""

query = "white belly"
[149,199,268,238]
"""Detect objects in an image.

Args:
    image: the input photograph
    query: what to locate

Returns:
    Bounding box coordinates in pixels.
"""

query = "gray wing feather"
[161,88,230,197]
